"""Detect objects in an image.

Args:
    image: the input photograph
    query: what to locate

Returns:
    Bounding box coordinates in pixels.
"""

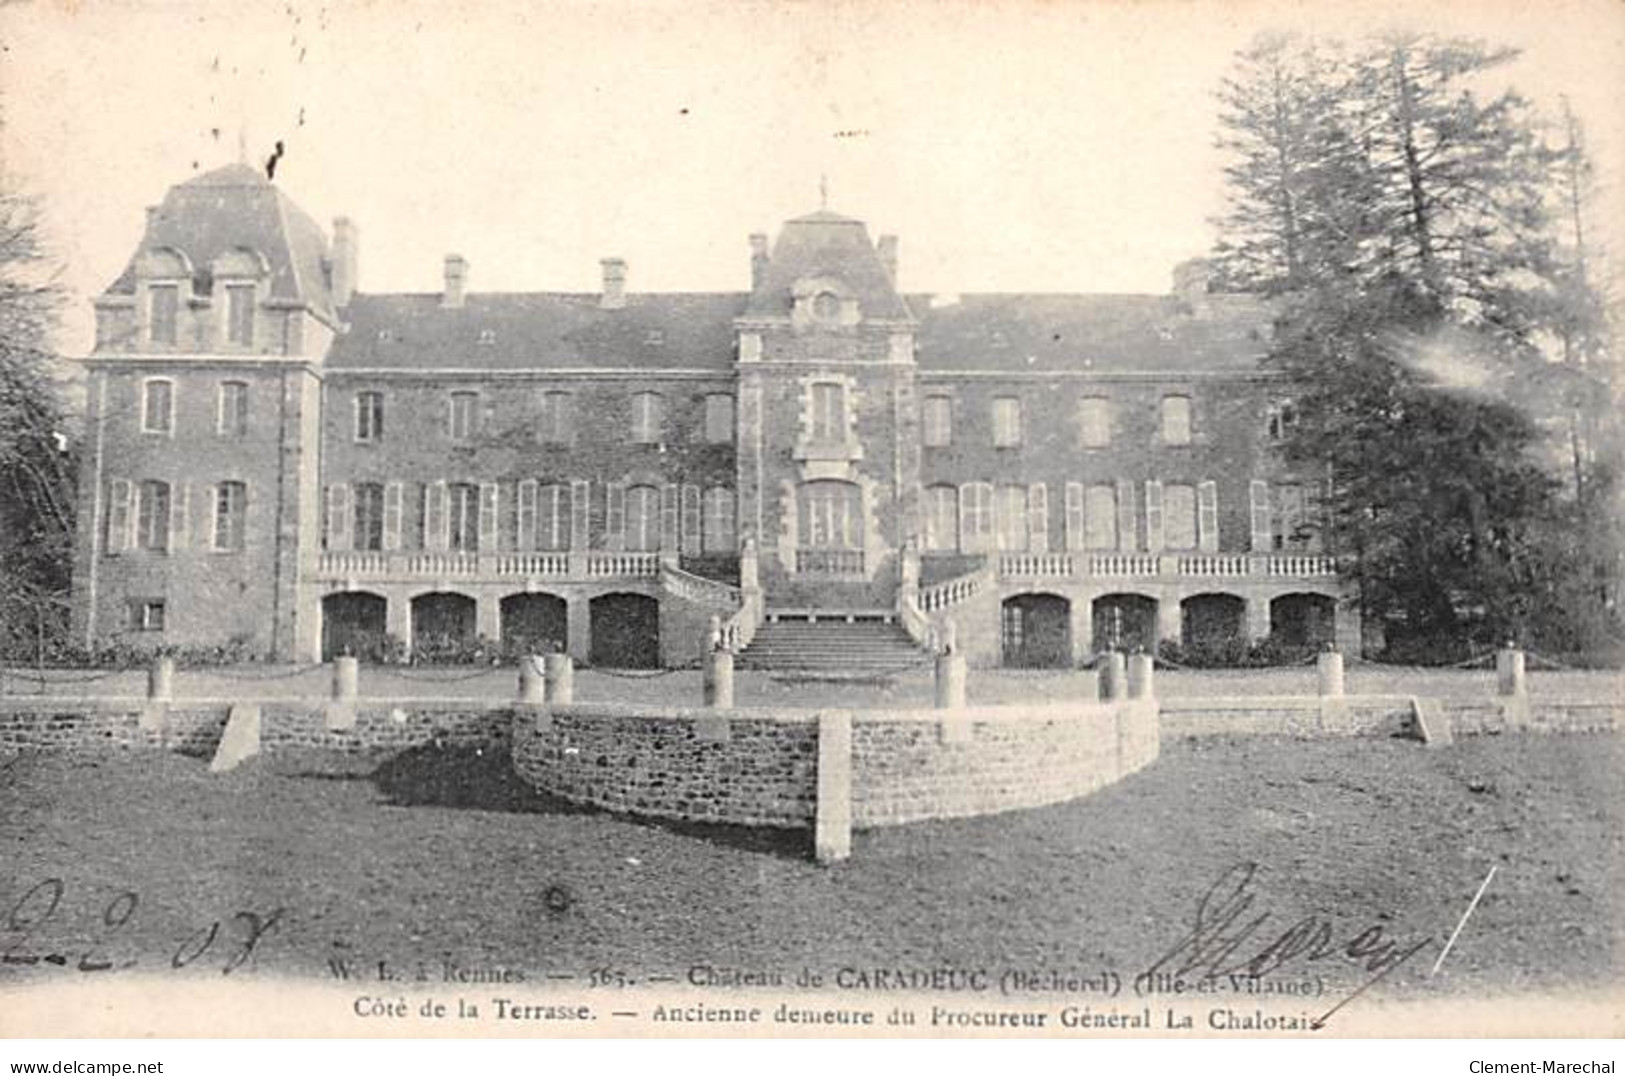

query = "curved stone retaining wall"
[508,699,1161,834]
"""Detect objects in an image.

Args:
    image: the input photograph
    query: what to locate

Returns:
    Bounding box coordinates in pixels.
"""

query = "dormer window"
[225,283,254,346]
[644,329,665,346]
[478,329,496,346]
[812,291,841,322]
[148,284,179,346]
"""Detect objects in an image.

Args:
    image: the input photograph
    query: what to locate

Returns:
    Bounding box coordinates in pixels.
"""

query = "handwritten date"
[2,877,283,976]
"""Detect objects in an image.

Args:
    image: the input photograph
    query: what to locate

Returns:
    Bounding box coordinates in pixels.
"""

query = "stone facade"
[72,162,1356,668]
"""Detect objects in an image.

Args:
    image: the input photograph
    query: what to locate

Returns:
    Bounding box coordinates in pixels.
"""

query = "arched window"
[625,484,660,551]
[809,381,847,441]
[702,487,736,553]
[922,484,959,551]
[799,480,860,549]
[1084,485,1118,550]
[352,482,385,552]
[448,482,479,551]
[142,379,174,434]
[995,485,1029,551]
[213,481,249,552]
[631,392,664,444]
[137,480,171,552]
[1164,484,1198,550]
[959,482,994,552]
[812,291,841,322]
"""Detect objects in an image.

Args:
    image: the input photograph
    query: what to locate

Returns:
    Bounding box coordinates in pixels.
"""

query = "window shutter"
[1063,482,1085,551]
[324,483,352,552]
[1027,483,1049,553]
[106,479,132,554]
[170,482,190,550]
[570,480,590,549]
[423,481,448,550]
[1115,478,1137,551]
[660,484,680,551]
[1143,480,1164,554]
[478,482,499,552]
[1249,479,1271,552]
[681,484,701,554]
[516,480,538,551]
[207,484,220,551]
[1198,480,1219,552]
[383,481,403,551]
[606,482,626,547]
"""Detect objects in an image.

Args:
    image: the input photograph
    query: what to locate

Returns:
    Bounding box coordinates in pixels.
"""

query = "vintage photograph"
[0,0,1620,1045]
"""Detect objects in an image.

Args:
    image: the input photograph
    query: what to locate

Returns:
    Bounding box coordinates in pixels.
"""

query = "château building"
[71,163,1354,669]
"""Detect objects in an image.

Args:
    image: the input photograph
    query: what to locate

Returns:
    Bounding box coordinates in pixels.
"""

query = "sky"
[2,0,1622,356]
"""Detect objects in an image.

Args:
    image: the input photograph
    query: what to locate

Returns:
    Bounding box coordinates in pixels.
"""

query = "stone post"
[517,655,546,705]
[332,655,360,701]
[1127,651,1155,700]
[1100,651,1127,701]
[1496,644,1526,698]
[544,653,574,705]
[704,648,735,708]
[1317,648,1345,698]
[815,712,853,864]
[147,654,175,701]
[934,652,967,710]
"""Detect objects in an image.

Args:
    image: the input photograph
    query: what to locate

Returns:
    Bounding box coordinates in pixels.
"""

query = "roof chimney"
[442,254,467,309]
[749,233,769,290]
[330,217,358,308]
[876,235,898,284]
[600,257,627,310]
[1172,258,1214,317]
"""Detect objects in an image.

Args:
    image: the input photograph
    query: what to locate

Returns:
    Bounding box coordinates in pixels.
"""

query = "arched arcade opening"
[321,591,387,662]
[1092,593,1157,655]
[412,592,477,661]
[500,593,568,657]
[1000,593,1072,668]
[589,592,660,669]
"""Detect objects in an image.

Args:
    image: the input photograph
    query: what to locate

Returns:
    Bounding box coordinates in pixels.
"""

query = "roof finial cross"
[819,173,829,211]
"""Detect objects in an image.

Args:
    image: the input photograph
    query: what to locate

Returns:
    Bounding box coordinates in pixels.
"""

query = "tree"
[0,183,76,663]
[1211,32,1619,659]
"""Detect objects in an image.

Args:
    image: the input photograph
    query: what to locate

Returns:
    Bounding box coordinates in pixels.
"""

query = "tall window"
[922,395,953,448]
[225,284,255,346]
[448,482,479,551]
[538,390,572,444]
[630,392,664,444]
[449,391,479,441]
[148,284,178,346]
[995,485,1029,551]
[1161,395,1193,446]
[702,487,735,553]
[213,481,247,551]
[923,484,958,551]
[800,481,860,548]
[352,482,385,552]
[992,396,1022,448]
[625,484,660,551]
[960,482,994,551]
[1164,484,1197,550]
[354,391,384,443]
[1267,401,1298,442]
[142,379,174,434]
[1084,485,1117,549]
[1080,396,1111,448]
[137,480,171,552]
[1274,483,1312,550]
[536,484,568,550]
[217,381,248,437]
[810,382,846,441]
[703,394,734,444]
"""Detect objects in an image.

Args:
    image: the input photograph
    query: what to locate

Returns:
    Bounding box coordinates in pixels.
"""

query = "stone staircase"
[735,614,932,675]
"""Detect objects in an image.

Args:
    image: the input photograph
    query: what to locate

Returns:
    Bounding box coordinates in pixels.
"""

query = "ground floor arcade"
[311,582,667,668]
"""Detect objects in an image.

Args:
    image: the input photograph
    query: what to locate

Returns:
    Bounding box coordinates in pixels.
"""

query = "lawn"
[1,731,1618,1034]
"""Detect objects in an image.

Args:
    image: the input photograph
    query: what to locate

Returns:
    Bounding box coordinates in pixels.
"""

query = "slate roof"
[105,163,337,323]
[323,288,1274,375]
[744,209,915,321]
[326,292,747,371]
[909,293,1276,374]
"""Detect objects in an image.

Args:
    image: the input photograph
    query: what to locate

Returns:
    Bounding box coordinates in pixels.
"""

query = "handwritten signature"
[1,878,283,976]
[1137,862,1435,1029]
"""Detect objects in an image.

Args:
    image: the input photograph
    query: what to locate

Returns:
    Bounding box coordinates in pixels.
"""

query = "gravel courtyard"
[1,730,1617,1022]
